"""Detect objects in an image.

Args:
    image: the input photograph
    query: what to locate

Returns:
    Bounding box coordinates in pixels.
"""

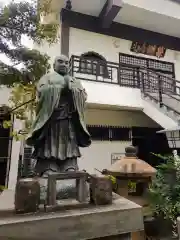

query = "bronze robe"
[26,72,91,161]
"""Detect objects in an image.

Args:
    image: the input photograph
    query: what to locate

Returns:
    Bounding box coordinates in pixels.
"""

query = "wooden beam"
[99,0,123,28]
[61,9,180,51]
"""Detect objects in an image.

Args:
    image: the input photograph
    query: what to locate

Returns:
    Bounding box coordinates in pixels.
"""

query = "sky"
[0,0,33,67]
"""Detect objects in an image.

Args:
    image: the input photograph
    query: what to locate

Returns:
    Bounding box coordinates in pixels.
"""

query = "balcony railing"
[69,55,176,90]
[69,55,121,85]
[69,55,180,115]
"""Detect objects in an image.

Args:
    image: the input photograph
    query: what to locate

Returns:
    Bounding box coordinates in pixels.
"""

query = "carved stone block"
[90,176,112,205]
[47,171,88,206]
[15,178,40,213]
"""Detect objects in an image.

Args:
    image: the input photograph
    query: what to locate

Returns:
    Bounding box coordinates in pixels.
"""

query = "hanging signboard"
[130,41,166,58]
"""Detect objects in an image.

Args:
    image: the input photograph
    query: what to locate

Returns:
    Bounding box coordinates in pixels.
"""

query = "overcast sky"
[0,0,33,66]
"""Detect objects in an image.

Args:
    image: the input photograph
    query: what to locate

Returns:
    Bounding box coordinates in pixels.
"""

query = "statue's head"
[53,55,69,75]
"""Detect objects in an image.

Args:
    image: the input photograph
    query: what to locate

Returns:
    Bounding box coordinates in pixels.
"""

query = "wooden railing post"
[141,72,145,93]
[158,75,163,108]
[136,67,140,88]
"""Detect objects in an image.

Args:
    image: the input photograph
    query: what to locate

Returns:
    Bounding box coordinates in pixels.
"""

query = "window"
[79,52,109,78]
[19,146,33,178]
[119,53,175,93]
[87,125,131,141]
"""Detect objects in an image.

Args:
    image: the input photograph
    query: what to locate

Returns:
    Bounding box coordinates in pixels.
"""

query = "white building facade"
[1,0,180,189]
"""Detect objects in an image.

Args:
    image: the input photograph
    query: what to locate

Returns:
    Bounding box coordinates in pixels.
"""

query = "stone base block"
[0,195,143,240]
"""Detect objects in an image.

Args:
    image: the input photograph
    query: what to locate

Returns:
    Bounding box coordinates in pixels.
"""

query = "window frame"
[79,52,109,78]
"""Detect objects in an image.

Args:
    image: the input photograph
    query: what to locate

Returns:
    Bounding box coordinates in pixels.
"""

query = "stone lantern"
[104,145,156,207]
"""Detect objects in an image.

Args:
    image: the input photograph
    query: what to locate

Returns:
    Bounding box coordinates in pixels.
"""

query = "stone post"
[15,178,40,213]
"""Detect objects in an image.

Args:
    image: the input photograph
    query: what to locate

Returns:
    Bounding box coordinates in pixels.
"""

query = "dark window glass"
[79,52,109,78]
[87,125,131,141]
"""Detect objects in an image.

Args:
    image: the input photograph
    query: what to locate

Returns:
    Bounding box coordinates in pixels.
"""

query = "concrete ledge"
[0,196,143,240]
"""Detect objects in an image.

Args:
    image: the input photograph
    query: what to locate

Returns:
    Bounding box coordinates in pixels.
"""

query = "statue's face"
[53,55,69,75]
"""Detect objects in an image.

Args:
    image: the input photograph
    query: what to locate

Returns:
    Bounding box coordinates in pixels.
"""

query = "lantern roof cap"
[106,146,156,177]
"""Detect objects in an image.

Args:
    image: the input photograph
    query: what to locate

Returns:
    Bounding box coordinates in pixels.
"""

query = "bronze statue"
[26,55,91,199]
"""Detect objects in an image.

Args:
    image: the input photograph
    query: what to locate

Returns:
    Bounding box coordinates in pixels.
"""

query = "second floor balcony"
[70,54,176,93]
[69,54,180,114]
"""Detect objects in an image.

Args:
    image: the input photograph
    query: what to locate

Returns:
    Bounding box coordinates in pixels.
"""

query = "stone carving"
[26,55,91,201]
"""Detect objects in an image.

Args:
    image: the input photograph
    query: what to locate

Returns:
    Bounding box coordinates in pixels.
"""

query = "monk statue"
[26,55,91,200]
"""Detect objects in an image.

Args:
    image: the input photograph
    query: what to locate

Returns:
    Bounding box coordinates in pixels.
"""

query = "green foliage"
[0,0,57,86]
[0,0,58,132]
[0,185,7,191]
[9,82,37,129]
[107,175,116,185]
[128,181,136,192]
[3,119,12,129]
[148,154,180,236]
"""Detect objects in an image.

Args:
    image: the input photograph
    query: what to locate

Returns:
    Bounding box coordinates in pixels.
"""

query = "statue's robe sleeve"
[69,76,91,147]
[26,73,63,146]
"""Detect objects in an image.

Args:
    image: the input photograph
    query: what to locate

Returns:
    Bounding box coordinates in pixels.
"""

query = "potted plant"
[148,154,180,238]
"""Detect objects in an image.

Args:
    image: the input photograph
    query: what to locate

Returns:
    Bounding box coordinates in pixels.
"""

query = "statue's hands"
[64,75,71,89]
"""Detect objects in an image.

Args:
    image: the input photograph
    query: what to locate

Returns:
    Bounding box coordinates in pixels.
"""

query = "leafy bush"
[0,0,58,134]
[148,154,180,236]
[0,185,7,192]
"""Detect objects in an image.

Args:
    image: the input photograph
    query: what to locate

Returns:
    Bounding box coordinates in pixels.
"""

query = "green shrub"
[148,154,180,237]
[0,185,7,191]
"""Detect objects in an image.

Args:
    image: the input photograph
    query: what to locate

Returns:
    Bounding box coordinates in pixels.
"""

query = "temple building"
[1,0,180,189]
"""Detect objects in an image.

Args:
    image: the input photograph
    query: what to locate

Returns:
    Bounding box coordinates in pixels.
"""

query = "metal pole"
[158,75,163,108]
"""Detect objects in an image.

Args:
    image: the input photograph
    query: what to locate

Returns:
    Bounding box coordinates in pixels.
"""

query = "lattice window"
[87,125,131,141]
[148,59,174,72]
[119,53,175,93]
[79,52,109,78]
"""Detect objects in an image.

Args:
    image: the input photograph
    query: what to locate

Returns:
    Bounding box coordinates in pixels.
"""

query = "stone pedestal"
[0,195,144,240]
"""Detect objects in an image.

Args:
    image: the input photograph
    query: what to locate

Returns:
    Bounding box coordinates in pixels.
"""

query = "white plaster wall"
[82,81,143,109]
[69,28,179,78]
[78,107,159,174]
[8,118,23,190]
[0,87,11,106]
[79,141,131,175]
[85,108,159,128]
